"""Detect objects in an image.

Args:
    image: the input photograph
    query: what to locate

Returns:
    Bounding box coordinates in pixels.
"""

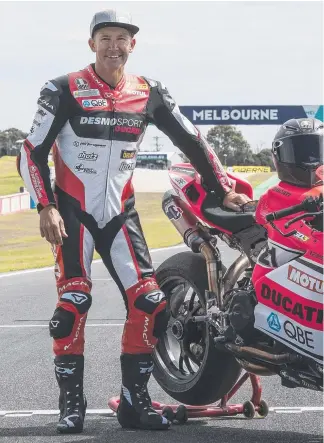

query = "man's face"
[89,27,136,70]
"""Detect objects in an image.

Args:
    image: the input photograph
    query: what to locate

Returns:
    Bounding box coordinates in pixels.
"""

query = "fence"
[0,191,31,215]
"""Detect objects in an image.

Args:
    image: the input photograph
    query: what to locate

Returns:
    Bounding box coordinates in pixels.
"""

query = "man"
[18,10,250,433]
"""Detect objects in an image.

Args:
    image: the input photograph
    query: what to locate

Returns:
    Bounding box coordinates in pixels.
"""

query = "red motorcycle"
[152,164,323,406]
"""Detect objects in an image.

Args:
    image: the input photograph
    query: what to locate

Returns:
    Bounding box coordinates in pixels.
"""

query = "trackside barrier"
[0,191,31,215]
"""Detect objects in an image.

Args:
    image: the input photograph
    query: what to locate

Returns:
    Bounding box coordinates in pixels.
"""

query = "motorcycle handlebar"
[265,198,314,222]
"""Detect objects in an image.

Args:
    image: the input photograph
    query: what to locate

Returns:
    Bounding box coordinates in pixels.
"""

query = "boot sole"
[57,426,84,434]
[120,422,170,431]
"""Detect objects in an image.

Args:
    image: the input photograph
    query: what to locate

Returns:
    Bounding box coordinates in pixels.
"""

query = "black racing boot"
[54,355,87,434]
[117,353,170,430]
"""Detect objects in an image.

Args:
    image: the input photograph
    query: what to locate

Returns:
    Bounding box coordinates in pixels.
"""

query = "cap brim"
[91,22,139,37]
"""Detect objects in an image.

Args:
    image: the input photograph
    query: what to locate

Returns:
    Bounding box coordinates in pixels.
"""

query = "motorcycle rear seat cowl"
[201,194,256,234]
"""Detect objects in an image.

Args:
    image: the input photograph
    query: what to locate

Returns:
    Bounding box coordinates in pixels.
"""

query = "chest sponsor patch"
[82,99,108,108]
[73,89,100,98]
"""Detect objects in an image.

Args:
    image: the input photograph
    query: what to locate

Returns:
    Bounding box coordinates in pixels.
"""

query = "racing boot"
[54,354,87,434]
[117,353,170,430]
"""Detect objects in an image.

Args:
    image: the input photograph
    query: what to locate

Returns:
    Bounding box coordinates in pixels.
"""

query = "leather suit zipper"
[101,95,116,222]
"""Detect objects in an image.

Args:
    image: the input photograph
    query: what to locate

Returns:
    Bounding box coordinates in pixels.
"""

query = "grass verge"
[0,156,24,195]
[0,155,54,196]
[0,171,274,273]
[246,172,276,189]
[0,193,182,273]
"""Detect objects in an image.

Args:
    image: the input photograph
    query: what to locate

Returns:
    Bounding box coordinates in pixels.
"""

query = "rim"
[154,276,209,384]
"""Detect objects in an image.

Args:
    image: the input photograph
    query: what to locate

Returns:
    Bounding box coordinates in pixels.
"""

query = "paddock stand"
[108,372,269,424]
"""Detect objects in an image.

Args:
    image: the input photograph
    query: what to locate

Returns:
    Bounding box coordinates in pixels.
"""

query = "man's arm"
[145,80,232,198]
[18,77,70,244]
[18,77,69,212]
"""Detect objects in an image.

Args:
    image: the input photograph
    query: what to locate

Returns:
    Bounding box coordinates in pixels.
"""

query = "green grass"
[0,155,54,196]
[0,156,24,195]
[0,194,182,273]
[0,170,273,273]
[246,172,276,189]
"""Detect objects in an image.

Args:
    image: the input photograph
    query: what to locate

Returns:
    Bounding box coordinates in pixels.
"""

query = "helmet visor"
[276,134,323,166]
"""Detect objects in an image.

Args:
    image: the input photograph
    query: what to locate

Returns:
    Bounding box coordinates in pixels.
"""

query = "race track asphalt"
[0,243,322,443]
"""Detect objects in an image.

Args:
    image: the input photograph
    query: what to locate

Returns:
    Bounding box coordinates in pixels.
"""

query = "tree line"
[0,128,28,157]
[0,126,275,170]
[205,125,274,169]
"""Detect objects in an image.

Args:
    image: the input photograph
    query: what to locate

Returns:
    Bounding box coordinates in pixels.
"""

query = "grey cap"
[90,9,139,37]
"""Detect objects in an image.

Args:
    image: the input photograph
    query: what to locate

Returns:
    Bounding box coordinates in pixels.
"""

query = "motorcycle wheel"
[153,251,241,405]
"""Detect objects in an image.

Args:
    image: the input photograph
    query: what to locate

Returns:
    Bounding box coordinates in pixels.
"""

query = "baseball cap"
[90,10,139,38]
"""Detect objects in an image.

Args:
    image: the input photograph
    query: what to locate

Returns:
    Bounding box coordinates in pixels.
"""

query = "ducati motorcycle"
[152,163,323,406]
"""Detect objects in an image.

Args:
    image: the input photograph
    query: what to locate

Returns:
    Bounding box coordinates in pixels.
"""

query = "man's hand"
[39,205,68,245]
[223,190,251,212]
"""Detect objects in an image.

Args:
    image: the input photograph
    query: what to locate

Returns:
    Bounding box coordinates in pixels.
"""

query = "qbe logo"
[82,99,108,108]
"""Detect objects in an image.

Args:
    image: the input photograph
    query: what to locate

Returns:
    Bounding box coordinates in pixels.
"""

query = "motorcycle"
[152,163,323,406]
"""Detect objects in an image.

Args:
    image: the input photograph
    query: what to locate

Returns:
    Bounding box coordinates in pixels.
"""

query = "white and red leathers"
[18,64,232,356]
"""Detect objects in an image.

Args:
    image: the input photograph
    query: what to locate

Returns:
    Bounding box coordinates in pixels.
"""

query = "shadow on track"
[0,417,322,443]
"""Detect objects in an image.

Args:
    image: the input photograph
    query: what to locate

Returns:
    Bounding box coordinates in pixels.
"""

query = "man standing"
[18,10,250,433]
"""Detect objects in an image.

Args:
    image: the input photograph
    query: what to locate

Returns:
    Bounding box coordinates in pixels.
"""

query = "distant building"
[136,151,183,169]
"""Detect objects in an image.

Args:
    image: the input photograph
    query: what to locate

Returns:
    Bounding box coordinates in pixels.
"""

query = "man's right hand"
[39,205,68,246]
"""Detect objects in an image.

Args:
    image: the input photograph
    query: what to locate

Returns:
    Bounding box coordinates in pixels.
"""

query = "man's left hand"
[223,190,251,212]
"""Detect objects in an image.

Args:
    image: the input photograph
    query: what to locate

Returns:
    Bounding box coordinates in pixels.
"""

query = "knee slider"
[49,307,75,339]
[134,289,166,315]
[60,291,92,314]
[153,308,169,339]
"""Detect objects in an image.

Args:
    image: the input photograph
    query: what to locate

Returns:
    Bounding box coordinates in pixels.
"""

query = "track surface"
[0,243,323,442]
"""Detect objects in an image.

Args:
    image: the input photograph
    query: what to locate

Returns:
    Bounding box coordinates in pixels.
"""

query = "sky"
[0,0,323,152]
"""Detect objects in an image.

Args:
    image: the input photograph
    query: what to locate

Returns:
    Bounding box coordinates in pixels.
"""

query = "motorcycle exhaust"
[225,343,301,365]
[236,358,276,376]
[162,191,220,296]
[162,191,203,250]
[223,254,250,294]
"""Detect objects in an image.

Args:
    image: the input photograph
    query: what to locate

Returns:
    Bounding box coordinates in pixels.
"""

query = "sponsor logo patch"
[29,165,43,198]
[165,204,183,221]
[79,116,143,127]
[119,162,135,172]
[260,283,323,326]
[75,78,90,90]
[58,280,90,294]
[82,99,108,108]
[293,232,309,242]
[120,150,136,160]
[288,265,323,294]
[73,89,100,98]
[77,151,98,161]
[284,320,314,349]
[74,163,97,174]
[267,312,281,332]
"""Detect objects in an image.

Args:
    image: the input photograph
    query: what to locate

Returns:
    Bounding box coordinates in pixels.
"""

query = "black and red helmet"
[272,118,323,188]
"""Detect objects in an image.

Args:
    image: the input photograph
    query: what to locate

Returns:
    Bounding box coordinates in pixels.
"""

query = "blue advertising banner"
[178,105,323,125]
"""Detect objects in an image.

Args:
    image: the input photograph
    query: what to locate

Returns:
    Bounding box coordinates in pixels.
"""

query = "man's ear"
[129,38,136,53]
[88,38,96,53]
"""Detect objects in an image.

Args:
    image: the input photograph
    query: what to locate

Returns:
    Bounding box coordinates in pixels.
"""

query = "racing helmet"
[272,118,323,187]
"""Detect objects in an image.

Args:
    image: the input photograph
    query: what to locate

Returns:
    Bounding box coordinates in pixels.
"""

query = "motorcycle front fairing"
[252,181,323,364]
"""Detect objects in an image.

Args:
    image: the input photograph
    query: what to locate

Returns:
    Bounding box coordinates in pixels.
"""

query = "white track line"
[0,244,186,279]
[0,323,124,329]
[0,406,323,418]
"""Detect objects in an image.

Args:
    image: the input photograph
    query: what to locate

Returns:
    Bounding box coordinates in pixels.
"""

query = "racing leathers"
[19,64,233,358]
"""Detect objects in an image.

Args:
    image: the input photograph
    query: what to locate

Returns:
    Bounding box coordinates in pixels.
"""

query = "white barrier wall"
[0,192,31,215]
